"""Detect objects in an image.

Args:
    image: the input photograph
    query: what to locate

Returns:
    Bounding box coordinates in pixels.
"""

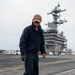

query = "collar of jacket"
[31,22,43,32]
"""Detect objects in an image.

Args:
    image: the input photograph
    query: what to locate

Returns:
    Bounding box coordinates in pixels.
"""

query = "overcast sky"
[0,0,75,51]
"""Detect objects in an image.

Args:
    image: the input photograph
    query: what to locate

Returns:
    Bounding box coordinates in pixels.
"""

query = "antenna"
[47,3,67,29]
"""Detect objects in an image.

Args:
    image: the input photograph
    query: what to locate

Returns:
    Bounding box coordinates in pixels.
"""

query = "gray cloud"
[0,0,75,51]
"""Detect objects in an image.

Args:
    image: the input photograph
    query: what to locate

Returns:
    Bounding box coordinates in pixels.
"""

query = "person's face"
[33,21,40,28]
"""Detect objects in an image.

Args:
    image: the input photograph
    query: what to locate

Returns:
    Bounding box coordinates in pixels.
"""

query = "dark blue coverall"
[19,23,46,75]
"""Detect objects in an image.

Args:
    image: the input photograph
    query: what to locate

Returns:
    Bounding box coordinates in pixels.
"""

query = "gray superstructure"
[43,3,67,55]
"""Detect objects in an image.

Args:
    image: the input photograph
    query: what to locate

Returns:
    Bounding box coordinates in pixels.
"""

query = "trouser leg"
[33,53,39,75]
[23,53,34,75]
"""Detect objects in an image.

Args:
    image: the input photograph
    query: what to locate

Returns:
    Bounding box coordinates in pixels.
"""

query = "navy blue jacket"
[19,23,46,55]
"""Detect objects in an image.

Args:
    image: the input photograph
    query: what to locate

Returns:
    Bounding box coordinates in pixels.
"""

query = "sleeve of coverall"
[19,28,28,55]
[40,32,46,54]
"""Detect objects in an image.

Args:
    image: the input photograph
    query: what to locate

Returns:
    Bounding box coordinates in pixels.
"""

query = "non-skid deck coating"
[0,54,75,75]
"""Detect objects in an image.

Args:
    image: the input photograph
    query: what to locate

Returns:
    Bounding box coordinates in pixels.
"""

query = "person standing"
[19,14,46,75]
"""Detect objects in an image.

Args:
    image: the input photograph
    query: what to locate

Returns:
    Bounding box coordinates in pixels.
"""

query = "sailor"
[19,14,46,75]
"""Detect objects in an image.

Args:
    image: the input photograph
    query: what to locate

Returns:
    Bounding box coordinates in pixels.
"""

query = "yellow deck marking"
[0,65,23,73]
[0,70,5,72]
[39,61,64,66]
[0,60,72,73]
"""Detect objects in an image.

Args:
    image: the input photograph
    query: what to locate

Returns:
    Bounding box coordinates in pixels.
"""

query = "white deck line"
[54,69,75,75]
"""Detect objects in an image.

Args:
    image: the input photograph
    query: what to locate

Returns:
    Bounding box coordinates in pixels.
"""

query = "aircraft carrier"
[43,3,67,55]
[0,4,75,75]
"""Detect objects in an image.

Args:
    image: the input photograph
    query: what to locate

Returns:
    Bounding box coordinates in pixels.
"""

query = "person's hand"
[21,55,26,61]
[42,53,46,58]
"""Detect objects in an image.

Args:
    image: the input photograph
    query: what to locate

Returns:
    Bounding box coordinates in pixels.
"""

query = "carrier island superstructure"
[43,4,67,55]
